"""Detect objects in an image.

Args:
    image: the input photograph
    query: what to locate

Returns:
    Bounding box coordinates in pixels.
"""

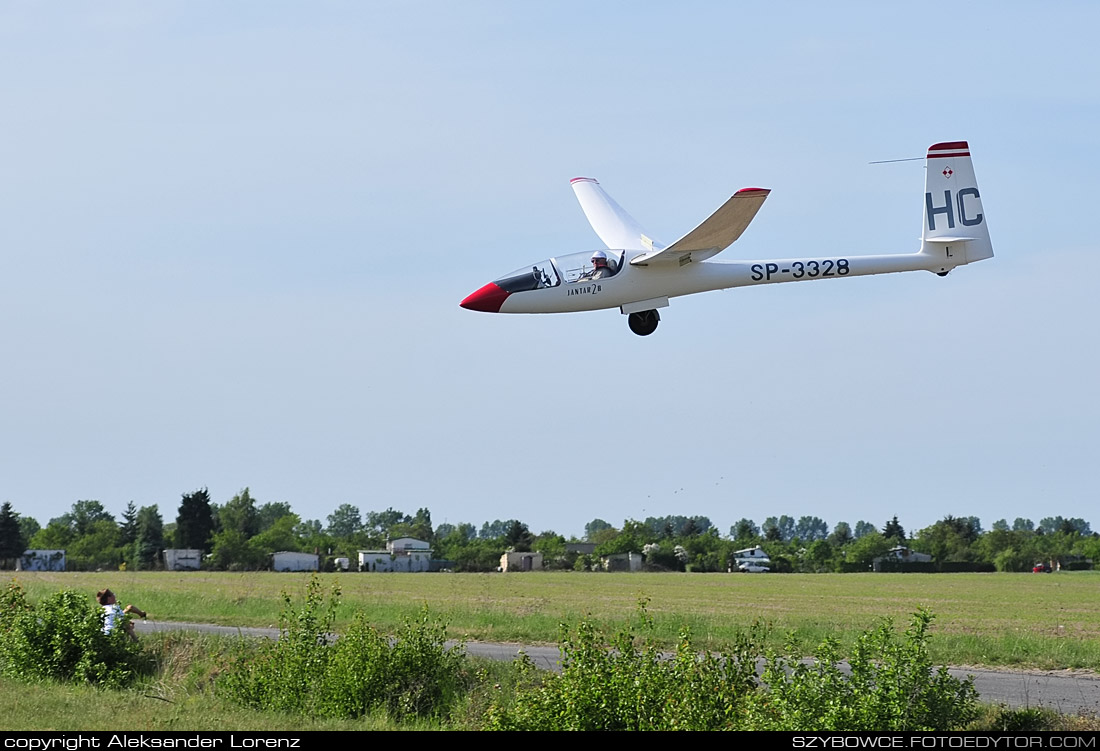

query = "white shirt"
[102,603,123,634]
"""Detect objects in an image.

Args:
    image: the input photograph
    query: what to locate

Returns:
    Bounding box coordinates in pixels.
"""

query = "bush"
[220,575,467,721]
[0,581,148,688]
[749,608,978,731]
[485,604,977,731]
[485,601,760,730]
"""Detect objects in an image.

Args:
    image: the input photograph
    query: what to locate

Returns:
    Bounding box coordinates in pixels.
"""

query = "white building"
[732,545,772,573]
[602,552,643,572]
[272,551,319,572]
[733,545,770,561]
[17,549,66,571]
[163,549,202,571]
[500,551,543,572]
[358,538,432,573]
[872,546,933,571]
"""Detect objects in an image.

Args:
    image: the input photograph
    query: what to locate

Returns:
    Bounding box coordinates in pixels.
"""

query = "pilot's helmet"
[591,250,609,268]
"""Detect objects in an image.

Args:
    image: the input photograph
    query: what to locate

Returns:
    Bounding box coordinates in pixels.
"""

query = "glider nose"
[460,282,510,313]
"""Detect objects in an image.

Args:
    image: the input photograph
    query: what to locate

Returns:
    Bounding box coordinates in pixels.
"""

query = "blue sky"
[2,2,1097,538]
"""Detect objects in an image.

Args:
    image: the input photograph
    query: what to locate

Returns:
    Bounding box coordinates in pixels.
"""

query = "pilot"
[588,250,614,280]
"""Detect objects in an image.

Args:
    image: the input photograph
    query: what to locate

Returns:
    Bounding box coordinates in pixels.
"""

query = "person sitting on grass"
[96,588,147,641]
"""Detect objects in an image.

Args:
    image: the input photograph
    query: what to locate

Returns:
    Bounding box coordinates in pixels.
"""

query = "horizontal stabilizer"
[631,188,769,266]
[922,236,980,244]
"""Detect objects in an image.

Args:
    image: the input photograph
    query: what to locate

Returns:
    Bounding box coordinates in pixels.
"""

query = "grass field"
[10,570,1100,671]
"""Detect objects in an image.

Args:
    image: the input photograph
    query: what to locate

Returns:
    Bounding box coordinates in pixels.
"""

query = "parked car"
[1032,562,1052,573]
[738,562,770,573]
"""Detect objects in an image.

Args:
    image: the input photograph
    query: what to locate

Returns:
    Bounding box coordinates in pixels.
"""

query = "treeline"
[0,494,1095,573]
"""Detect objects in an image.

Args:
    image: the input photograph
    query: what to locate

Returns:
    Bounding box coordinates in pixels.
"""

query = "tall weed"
[749,608,979,730]
[219,575,466,721]
[487,605,977,731]
[485,601,760,730]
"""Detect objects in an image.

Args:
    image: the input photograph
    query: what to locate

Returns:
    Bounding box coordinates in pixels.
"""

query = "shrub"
[486,604,977,731]
[749,608,978,731]
[484,602,760,730]
[220,575,467,721]
[0,581,148,688]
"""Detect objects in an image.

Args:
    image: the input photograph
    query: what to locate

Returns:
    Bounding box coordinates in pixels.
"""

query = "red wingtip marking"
[460,282,510,313]
[736,187,770,194]
[570,177,597,184]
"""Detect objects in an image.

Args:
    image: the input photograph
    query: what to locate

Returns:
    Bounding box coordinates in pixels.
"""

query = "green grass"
[9,570,1100,670]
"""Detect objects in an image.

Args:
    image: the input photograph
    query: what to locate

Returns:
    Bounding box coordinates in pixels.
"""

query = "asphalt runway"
[134,619,1100,716]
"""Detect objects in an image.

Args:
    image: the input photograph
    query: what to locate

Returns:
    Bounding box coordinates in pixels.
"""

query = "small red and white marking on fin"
[927,141,970,158]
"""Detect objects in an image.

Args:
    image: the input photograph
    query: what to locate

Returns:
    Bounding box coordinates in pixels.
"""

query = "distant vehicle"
[460,141,993,335]
[1032,563,1052,573]
[738,562,771,573]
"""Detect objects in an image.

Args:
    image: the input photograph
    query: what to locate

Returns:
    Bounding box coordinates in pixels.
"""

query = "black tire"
[628,309,660,336]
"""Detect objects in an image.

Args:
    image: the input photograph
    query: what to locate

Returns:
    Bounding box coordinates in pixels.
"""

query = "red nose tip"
[460,282,510,313]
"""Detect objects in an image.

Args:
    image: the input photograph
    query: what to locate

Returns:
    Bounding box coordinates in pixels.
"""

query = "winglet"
[571,178,655,251]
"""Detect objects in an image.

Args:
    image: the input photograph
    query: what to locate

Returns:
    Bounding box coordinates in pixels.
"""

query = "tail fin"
[920,141,993,266]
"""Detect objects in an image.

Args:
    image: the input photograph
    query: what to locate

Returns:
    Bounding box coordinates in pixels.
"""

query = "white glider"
[460,141,993,335]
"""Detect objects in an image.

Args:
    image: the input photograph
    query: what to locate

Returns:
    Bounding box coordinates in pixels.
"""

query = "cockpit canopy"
[493,250,624,293]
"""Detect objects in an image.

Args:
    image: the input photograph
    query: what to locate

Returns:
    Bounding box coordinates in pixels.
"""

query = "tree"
[119,502,139,547]
[404,508,433,542]
[54,500,113,537]
[1040,517,1091,536]
[730,518,759,541]
[17,515,40,545]
[853,520,877,539]
[911,516,979,563]
[220,488,259,538]
[480,519,516,540]
[133,505,165,570]
[584,518,612,541]
[882,516,906,542]
[366,508,411,539]
[595,519,653,557]
[795,516,829,542]
[762,516,796,542]
[30,520,73,550]
[1013,518,1035,533]
[209,529,265,570]
[0,502,27,568]
[802,539,836,572]
[763,519,783,542]
[257,502,293,533]
[504,520,534,552]
[249,513,302,558]
[67,518,124,570]
[326,504,363,539]
[175,488,216,552]
[828,521,852,547]
[845,533,891,568]
[992,519,1010,532]
[534,532,567,568]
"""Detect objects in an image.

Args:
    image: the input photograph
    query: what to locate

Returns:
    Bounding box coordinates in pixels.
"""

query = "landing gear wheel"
[936,271,950,277]
[628,309,660,336]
